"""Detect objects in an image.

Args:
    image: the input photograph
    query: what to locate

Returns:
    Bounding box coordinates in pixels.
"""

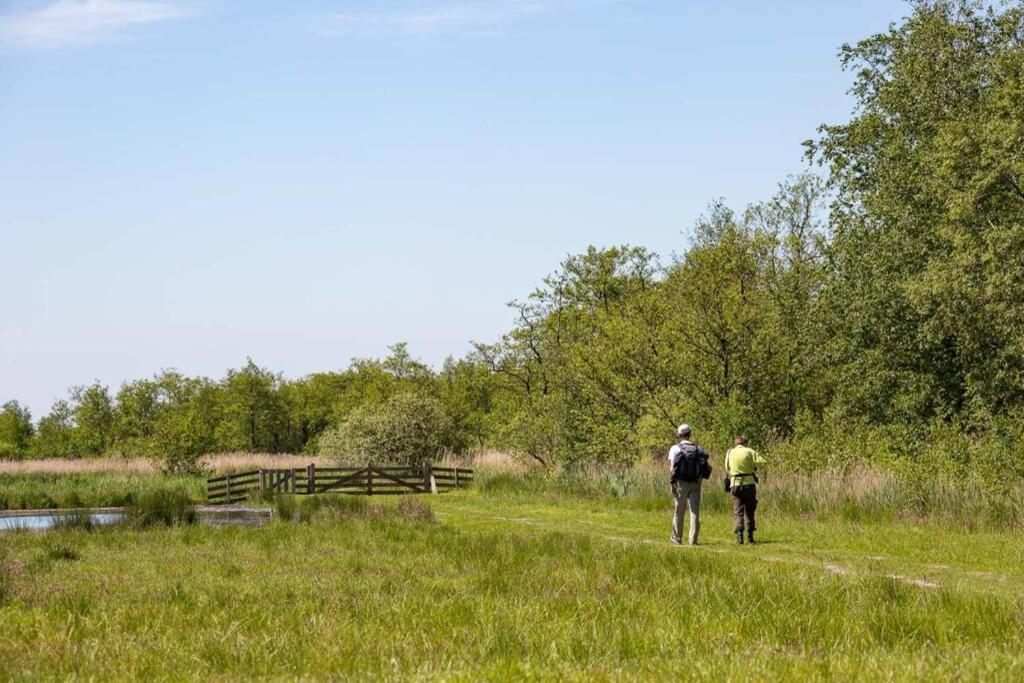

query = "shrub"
[125,488,196,527]
[318,392,455,466]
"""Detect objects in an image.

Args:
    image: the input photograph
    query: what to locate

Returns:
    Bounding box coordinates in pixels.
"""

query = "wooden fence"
[206,463,473,505]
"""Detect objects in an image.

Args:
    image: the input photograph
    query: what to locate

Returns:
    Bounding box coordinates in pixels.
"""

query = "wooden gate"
[206,463,473,505]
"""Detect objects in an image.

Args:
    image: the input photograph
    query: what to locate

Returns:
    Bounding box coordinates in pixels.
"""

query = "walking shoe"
[736,532,744,545]
[747,531,756,544]
[670,536,682,545]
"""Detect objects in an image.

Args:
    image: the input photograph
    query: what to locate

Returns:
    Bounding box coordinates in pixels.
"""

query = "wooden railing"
[206,463,473,505]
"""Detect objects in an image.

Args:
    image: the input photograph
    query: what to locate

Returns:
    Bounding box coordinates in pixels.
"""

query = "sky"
[0,0,910,419]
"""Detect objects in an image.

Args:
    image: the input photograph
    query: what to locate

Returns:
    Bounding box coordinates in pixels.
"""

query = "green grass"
[0,472,205,510]
[2,484,1023,680]
[476,465,1024,529]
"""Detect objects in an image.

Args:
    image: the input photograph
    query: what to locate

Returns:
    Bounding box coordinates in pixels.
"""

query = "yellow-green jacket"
[725,446,762,487]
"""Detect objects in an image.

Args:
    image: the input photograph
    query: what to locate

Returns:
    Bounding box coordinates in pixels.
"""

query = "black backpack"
[671,443,710,483]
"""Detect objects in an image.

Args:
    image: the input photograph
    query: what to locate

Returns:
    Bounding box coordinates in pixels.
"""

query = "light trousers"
[672,480,702,545]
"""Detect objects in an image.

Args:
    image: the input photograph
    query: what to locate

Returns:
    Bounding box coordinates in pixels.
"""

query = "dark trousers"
[731,484,757,533]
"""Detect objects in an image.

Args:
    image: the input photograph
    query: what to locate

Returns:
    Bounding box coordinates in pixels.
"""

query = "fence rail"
[206,463,473,505]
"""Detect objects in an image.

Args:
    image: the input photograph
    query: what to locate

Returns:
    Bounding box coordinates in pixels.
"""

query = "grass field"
[2,479,1023,680]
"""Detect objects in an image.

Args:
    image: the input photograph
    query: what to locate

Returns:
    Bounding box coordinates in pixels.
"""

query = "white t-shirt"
[668,440,693,464]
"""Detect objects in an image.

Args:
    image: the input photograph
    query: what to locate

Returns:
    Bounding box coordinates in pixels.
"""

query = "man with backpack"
[668,424,711,545]
[725,435,762,545]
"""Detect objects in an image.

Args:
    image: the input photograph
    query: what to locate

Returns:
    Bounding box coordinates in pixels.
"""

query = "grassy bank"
[1,490,1022,680]
[0,472,205,511]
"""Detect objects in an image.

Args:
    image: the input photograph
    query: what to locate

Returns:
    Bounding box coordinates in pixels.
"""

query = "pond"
[0,507,274,532]
[0,511,123,531]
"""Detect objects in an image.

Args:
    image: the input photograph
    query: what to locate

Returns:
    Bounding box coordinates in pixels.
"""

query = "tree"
[111,378,162,456]
[809,0,1024,426]
[151,377,222,473]
[69,383,114,457]
[32,400,75,459]
[0,401,33,458]
[217,359,287,452]
[281,372,350,453]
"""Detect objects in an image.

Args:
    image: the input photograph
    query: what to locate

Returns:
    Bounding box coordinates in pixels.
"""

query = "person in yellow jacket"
[725,435,763,544]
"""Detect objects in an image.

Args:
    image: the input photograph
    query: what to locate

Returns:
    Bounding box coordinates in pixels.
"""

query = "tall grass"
[0,546,10,605]
[0,472,205,510]
[475,458,1024,529]
[125,489,196,527]
[0,502,1020,679]
[49,510,96,532]
[273,494,434,525]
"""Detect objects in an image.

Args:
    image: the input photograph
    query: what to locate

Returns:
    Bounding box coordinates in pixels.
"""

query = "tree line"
[2,2,1023,478]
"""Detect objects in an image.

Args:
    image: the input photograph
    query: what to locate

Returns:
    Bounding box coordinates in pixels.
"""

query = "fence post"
[423,462,433,493]
[368,463,373,496]
[225,473,232,504]
[307,463,315,495]
[455,466,460,489]
[289,468,296,494]
[259,470,265,494]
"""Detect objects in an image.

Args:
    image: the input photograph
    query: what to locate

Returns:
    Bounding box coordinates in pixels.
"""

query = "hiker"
[725,435,762,545]
[668,423,711,545]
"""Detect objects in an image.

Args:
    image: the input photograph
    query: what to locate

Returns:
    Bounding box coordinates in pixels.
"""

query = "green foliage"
[216,359,287,452]
[318,391,455,466]
[30,400,75,459]
[68,383,114,457]
[0,401,33,459]
[809,0,1024,427]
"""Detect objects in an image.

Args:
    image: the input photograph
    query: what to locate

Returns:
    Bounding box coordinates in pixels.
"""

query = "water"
[0,507,274,532]
[0,511,123,531]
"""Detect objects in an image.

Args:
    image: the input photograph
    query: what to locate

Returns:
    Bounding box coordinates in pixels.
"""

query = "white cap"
[677,423,692,438]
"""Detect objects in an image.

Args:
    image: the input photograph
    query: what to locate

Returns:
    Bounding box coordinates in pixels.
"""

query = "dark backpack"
[672,443,710,483]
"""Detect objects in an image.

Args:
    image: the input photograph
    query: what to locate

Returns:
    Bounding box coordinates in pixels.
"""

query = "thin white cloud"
[322,0,592,35]
[0,0,193,48]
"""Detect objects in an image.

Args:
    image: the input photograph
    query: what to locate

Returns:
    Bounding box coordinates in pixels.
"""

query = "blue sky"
[1,0,908,418]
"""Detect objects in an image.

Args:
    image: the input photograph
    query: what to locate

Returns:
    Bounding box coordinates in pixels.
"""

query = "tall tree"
[810,0,1024,426]
[69,383,115,457]
[218,359,287,452]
